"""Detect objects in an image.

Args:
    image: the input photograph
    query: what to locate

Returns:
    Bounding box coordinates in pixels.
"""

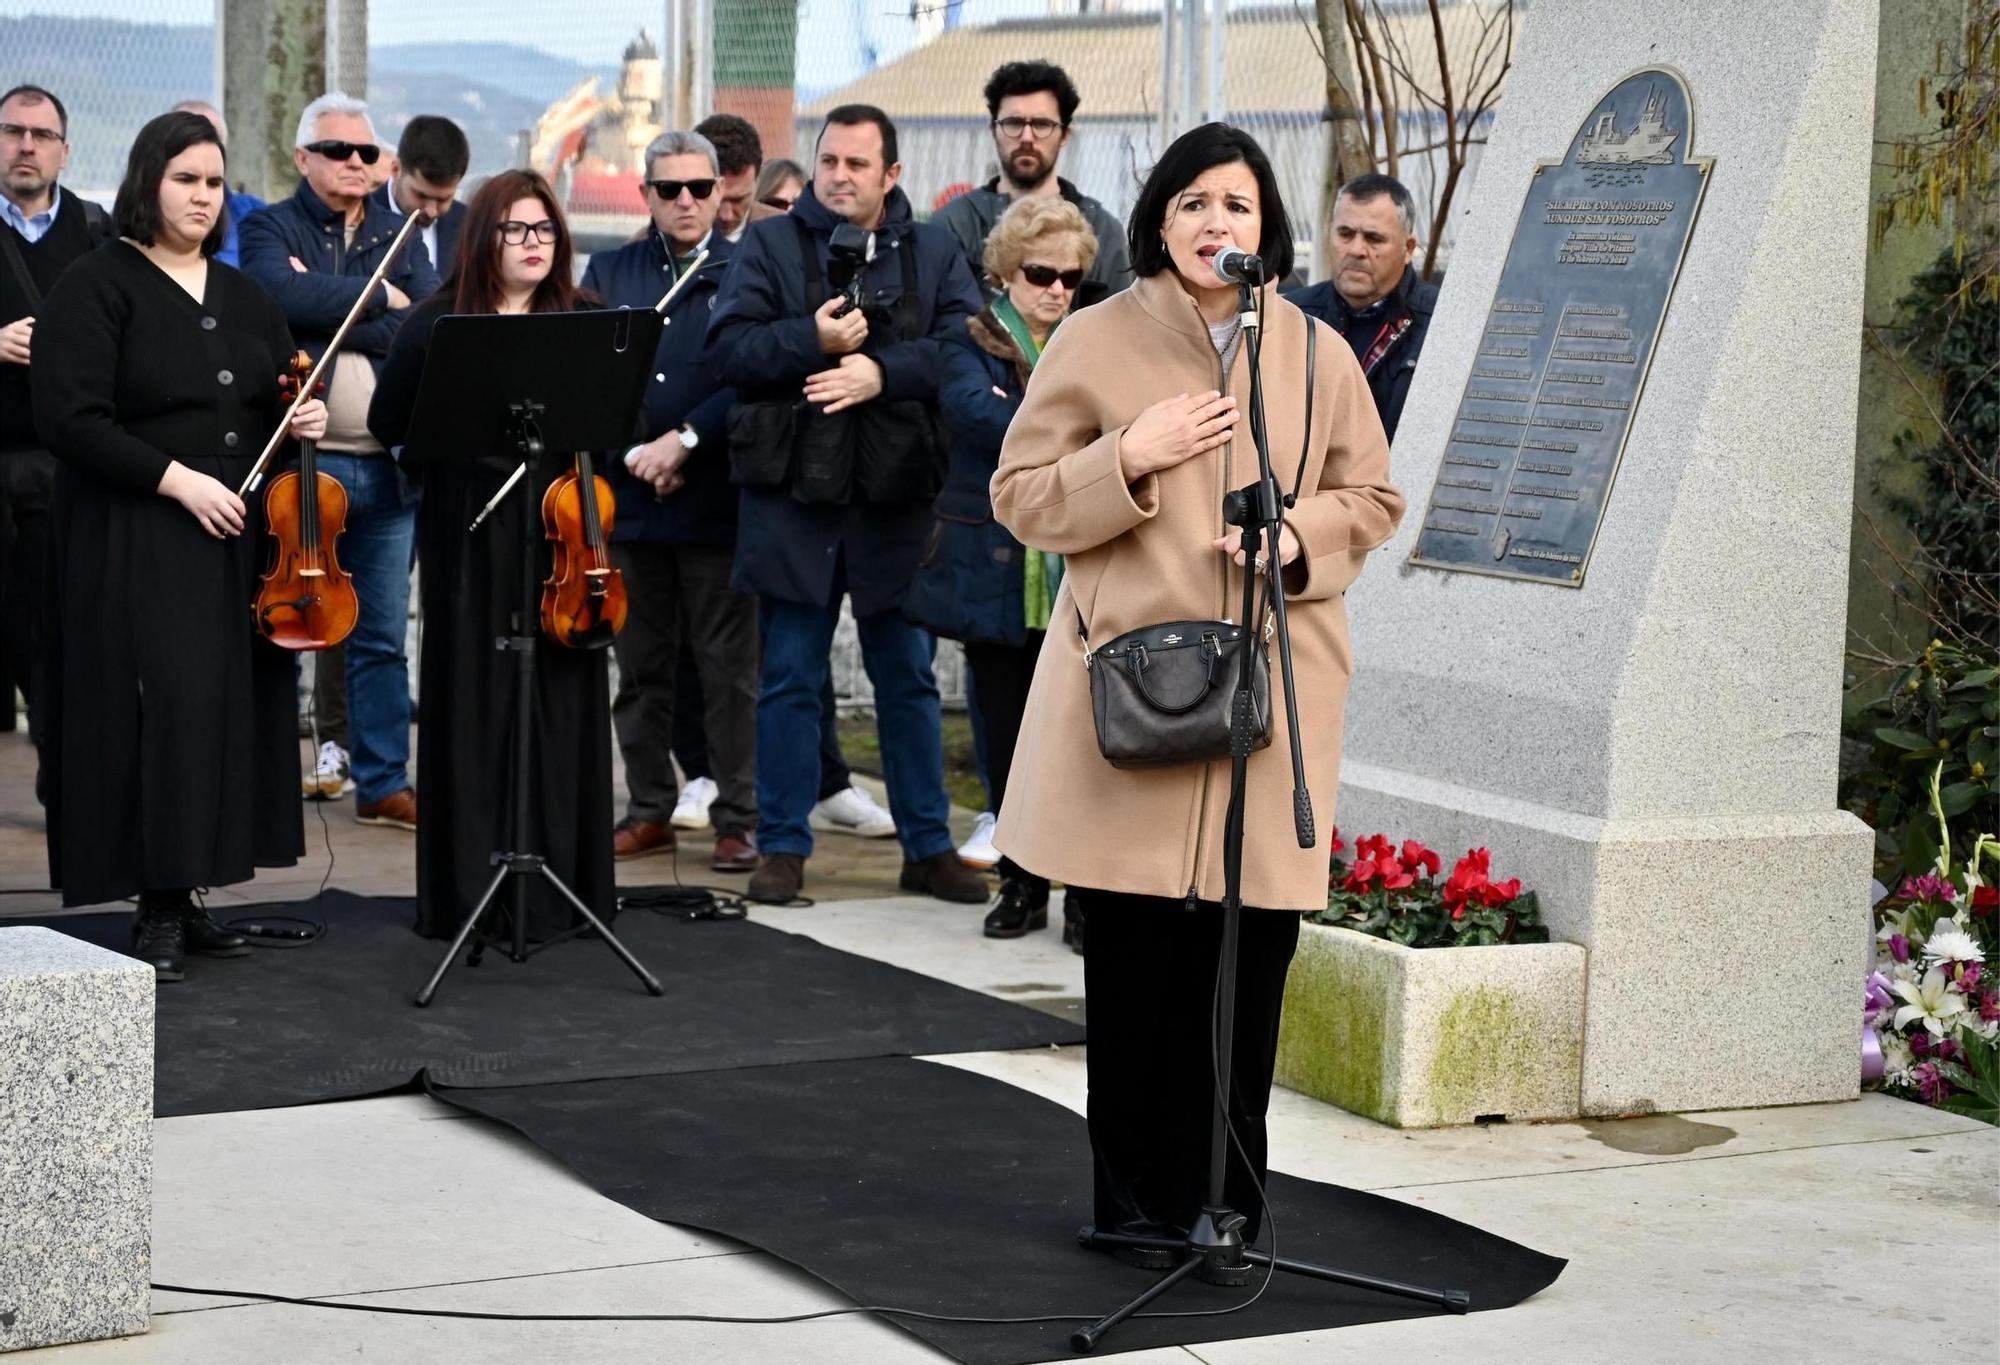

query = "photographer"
[708,103,986,907]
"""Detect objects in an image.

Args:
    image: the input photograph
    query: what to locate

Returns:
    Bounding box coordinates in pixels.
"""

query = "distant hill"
[1,17,611,190]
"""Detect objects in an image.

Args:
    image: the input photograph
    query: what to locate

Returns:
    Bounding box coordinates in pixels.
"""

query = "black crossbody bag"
[1078,321,1315,769]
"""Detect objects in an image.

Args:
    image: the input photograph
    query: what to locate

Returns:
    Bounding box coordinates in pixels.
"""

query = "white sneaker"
[303,740,354,801]
[810,785,897,838]
[672,776,717,830]
[957,811,1000,869]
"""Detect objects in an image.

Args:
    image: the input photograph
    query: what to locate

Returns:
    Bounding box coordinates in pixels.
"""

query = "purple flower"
[1957,962,1982,992]
[1910,1031,1932,1056]
[1899,875,1957,904]
[1913,1062,1952,1104]
[1889,935,1912,963]
[1980,991,2000,1024]
[1934,1038,1964,1064]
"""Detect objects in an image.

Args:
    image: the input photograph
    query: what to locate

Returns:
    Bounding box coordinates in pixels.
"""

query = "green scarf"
[991,296,1065,632]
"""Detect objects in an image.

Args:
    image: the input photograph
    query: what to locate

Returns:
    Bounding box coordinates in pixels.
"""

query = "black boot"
[181,900,250,958]
[132,907,187,983]
[983,876,1050,939]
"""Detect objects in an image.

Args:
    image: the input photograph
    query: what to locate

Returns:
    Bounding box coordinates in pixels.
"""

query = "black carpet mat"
[36,891,1083,1117]
[433,1057,1566,1363]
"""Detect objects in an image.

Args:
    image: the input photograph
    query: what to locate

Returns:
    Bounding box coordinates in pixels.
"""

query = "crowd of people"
[0,61,1437,950]
[1,55,1440,1267]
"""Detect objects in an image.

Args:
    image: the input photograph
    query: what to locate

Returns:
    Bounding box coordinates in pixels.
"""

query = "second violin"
[255,351,358,650]
[539,449,625,649]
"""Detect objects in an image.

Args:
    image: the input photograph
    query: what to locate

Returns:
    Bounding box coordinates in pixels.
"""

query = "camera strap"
[792,215,922,341]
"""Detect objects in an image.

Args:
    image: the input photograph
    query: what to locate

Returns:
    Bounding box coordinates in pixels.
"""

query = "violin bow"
[238,209,426,498]
[470,250,712,533]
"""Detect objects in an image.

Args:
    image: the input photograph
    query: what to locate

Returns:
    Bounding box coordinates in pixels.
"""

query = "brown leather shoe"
[746,852,805,904]
[899,852,990,904]
[613,818,675,860]
[356,787,418,831]
[711,831,758,873]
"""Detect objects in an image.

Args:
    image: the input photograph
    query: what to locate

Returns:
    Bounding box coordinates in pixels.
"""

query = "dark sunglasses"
[1021,263,1084,290]
[759,194,795,210]
[648,178,717,201]
[304,139,380,165]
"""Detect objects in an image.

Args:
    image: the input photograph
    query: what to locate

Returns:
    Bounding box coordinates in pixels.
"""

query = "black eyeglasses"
[994,117,1064,140]
[303,139,380,165]
[648,178,717,201]
[0,122,64,147]
[496,219,561,245]
[1021,263,1083,290]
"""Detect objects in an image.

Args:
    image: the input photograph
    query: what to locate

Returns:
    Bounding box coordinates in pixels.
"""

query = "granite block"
[1276,922,1586,1128]
[0,927,154,1352]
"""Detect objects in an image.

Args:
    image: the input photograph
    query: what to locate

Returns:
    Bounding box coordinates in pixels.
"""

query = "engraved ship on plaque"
[1577,87,1677,165]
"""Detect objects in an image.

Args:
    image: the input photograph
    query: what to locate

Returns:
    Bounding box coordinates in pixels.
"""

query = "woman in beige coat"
[990,124,1403,1250]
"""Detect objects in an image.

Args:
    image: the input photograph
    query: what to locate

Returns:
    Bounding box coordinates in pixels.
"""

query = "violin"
[254,351,358,650]
[539,449,625,649]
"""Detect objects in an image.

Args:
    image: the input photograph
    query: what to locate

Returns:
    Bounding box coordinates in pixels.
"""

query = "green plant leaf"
[1938,782,1983,817]
[1934,1036,2000,1127]
[1878,726,1937,750]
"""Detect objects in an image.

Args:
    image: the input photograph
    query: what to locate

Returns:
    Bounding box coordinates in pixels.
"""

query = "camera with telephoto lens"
[826,224,877,318]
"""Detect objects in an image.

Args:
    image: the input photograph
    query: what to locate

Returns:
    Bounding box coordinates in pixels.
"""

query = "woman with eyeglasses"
[31,111,326,978]
[904,196,1096,946]
[368,169,616,941]
[754,158,805,212]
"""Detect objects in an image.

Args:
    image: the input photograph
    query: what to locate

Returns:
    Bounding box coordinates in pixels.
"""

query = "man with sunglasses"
[241,92,440,834]
[0,85,110,786]
[579,130,759,874]
[932,61,1130,309]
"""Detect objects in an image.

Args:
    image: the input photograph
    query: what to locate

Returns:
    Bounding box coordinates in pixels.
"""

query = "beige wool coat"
[988,271,1404,911]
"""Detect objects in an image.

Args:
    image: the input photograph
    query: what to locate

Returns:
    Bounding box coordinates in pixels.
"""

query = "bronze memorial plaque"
[1410,67,1711,586]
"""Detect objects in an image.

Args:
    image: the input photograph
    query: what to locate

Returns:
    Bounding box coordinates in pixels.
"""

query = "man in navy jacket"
[707,103,986,907]
[580,129,755,874]
[240,92,438,831]
[372,114,470,282]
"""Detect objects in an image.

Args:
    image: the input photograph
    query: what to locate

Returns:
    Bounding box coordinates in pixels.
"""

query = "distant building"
[530,31,665,241]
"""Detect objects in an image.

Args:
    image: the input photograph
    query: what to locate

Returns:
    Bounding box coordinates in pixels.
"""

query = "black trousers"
[0,450,57,743]
[1078,887,1300,1242]
[611,541,758,835]
[673,637,851,802]
[964,632,1044,887]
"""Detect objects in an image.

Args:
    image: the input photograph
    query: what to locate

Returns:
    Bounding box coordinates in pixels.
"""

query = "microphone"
[1210,246,1265,285]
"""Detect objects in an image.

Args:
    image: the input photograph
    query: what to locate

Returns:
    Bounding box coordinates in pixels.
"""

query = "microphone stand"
[1069,270,1467,1351]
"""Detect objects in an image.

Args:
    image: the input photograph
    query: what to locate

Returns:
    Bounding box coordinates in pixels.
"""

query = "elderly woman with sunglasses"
[904,196,1097,945]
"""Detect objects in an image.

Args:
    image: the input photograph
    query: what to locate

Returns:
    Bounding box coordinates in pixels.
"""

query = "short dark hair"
[982,60,1081,126]
[396,115,470,184]
[114,111,228,258]
[816,104,898,168]
[695,114,762,176]
[1,84,68,138]
[1127,123,1294,283]
[1336,171,1416,237]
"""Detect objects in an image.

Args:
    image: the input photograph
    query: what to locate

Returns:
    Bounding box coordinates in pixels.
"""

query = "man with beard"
[933,61,1129,309]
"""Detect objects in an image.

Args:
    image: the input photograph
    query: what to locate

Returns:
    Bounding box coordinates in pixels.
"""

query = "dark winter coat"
[706,183,982,616]
[930,176,1132,307]
[238,181,440,407]
[580,230,737,545]
[902,309,1034,645]
[1,188,111,453]
[1284,265,1438,443]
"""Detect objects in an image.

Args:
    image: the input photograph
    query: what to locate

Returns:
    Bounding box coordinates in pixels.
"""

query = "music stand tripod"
[1069,275,1467,1350]
[402,309,667,1007]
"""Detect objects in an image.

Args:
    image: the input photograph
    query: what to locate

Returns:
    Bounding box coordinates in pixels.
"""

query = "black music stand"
[403,308,667,1007]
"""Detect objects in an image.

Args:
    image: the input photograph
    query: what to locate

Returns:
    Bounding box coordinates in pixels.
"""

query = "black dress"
[368,296,614,939]
[30,243,303,906]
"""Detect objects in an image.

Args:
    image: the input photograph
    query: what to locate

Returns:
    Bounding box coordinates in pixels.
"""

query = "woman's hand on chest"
[1117,389,1238,482]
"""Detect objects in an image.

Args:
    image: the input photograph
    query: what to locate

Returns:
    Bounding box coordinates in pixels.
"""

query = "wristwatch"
[677,426,700,451]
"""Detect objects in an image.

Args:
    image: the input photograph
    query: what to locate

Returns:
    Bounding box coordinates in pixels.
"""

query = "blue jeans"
[756,594,953,863]
[316,454,418,803]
